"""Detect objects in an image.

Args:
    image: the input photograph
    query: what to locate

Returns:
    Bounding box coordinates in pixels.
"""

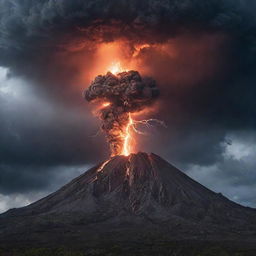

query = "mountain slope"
[0,152,256,247]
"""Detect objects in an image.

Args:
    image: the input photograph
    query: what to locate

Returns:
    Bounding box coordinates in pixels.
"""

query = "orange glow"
[88,41,132,79]
[132,43,150,57]
[122,113,134,156]
[108,61,127,74]
[84,41,166,157]
[97,159,111,172]
[102,102,110,107]
[86,41,155,80]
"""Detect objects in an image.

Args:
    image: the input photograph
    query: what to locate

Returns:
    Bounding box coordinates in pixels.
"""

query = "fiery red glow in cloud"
[77,34,228,156]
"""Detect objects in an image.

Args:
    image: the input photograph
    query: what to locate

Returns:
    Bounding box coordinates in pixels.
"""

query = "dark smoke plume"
[1,0,256,196]
[84,71,159,156]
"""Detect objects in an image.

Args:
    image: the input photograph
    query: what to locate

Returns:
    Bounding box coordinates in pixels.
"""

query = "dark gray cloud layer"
[0,70,102,195]
[0,0,256,208]
[0,0,255,70]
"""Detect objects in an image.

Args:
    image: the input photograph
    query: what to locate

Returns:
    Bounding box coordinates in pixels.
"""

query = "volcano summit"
[1,152,256,253]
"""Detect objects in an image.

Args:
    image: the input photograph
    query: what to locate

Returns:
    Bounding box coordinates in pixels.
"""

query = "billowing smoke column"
[84,70,159,156]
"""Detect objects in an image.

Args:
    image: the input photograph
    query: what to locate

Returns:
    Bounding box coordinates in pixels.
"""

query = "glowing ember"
[102,102,110,107]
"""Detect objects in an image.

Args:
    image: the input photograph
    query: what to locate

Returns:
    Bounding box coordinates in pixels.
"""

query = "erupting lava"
[109,62,127,75]
[84,66,160,157]
[122,113,133,156]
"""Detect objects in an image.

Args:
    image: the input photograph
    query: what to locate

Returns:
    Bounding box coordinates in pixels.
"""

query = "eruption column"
[122,113,133,156]
[84,70,159,156]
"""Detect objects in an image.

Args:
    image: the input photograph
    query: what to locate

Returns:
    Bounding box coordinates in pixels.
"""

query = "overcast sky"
[1,0,256,213]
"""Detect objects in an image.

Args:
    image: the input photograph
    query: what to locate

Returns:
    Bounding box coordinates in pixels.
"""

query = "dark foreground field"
[1,240,256,256]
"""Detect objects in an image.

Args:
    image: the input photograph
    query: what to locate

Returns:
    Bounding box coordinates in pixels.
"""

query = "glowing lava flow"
[97,159,111,172]
[122,113,134,156]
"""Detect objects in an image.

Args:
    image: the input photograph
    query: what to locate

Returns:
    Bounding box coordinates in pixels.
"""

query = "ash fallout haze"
[1,0,256,253]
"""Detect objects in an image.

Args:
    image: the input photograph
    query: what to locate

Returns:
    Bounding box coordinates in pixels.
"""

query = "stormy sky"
[1,0,256,212]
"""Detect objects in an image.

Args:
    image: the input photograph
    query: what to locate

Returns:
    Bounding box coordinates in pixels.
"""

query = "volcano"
[1,153,256,252]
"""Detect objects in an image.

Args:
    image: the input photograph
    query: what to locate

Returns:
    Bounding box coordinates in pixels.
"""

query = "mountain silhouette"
[1,152,256,252]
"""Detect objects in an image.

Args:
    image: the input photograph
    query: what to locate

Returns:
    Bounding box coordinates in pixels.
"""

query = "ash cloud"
[0,0,256,207]
[85,71,158,155]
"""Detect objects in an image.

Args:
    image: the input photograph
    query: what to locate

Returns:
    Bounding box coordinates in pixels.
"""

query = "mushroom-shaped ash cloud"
[84,70,159,156]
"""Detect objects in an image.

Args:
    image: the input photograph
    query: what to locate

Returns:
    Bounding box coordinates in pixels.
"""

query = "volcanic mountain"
[1,153,256,250]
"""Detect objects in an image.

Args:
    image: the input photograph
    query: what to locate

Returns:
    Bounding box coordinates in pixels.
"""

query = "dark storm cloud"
[0,0,255,136]
[0,0,256,202]
[0,163,88,194]
[0,73,100,166]
[0,70,102,196]
[186,131,256,208]
[0,0,255,66]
